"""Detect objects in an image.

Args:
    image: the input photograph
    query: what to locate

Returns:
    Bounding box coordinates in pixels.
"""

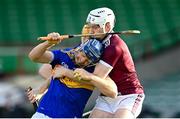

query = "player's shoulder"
[110,34,123,43]
[52,49,72,61]
[105,35,121,47]
[102,35,123,54]
[110,34,121,40]
[111,35,127,47]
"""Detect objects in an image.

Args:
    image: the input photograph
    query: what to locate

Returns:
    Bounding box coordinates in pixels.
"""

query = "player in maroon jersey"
[74,7,145,118]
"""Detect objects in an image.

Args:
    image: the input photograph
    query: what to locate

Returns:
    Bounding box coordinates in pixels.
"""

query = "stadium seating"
[0,0,180,73]
[0,0,180,45]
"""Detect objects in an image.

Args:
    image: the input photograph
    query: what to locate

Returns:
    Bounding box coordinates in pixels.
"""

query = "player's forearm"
[73,69,117,96]
[39,64,52,80]
[38,77,51,94]
[64,68,92,85]
[89,75,118,98]
[29,41,54,63]
[63,68,74,79]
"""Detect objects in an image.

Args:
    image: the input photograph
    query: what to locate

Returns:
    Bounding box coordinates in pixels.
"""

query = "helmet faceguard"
[86,7,115,33]
[78,39,103,64]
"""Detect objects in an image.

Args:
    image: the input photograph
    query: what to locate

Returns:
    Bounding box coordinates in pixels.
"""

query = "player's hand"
[53,65,67,79]
[81,24,91,44]
[26,87,39,103]
[47,32,62,45]
[73,68,91,81]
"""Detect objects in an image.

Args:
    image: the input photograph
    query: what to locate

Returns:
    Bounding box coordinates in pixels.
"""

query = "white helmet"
[86,7,115,32]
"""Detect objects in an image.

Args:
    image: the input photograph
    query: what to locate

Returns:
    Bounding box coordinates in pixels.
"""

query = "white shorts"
[93,93,145,117]
[31,112,52,119]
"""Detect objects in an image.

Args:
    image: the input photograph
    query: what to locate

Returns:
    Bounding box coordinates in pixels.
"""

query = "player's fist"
[81,24,91,44]
[73,68,91,81]
[53,65,67,79]
[47,32,61,45]
[26,87,39,103]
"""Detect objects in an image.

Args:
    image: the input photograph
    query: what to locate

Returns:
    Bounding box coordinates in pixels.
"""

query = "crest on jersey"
[61,62,69,69]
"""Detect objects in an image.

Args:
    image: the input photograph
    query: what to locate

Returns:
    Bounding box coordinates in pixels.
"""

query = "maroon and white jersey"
[100,35,144,95]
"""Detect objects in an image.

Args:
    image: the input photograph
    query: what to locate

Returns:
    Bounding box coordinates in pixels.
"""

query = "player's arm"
[27,63,53,103]
[91,75,117,97]
[53,65,76,80]
[52,66,92,85]
[74,45,122,98]
[29,41,53,63]
[53,66,117,98]
[39,64,53,80]
[73,68,117,98]
[38,64,53,93]
[92,45,122,79]
[37,76,51,94]
[29,32,61,63]
[27,77,51,103]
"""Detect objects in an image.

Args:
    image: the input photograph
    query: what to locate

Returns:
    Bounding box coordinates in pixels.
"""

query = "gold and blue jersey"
[51,48,94,90]
[37,48,95,118]
[59,77,94,91]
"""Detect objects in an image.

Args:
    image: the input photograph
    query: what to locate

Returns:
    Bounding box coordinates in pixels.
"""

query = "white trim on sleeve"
[99,60,113,70]
[48,51,54,64]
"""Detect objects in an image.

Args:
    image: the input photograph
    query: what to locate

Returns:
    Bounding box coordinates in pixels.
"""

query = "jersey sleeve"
[101,45,122,67]
[50,50,62,68]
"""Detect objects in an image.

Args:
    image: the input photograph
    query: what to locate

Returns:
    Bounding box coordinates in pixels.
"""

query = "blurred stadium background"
[0,0,180,118]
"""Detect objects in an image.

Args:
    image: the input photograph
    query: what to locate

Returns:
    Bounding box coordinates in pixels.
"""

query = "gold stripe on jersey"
[59,77,94,91]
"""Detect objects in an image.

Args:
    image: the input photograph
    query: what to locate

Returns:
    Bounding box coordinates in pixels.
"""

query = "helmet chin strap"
[75,63,85,68]
[74,59,92,68]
